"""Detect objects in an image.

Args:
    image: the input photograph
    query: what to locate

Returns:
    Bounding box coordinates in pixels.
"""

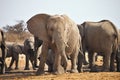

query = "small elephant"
[78,20,119,72]
[6,43,24,70]
[24,37,36,70]
[27,14,82,75]
[0,29,6,74]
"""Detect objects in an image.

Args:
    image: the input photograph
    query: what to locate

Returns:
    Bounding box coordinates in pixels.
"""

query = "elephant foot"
[83,61,89,65]
[36,69,45,75]
[7,67,13,71]
[110,68,115,72]
[110,66,115,72]
[90,66,98,72]
[70,69,78,73]
[33,67,37,70]
[77,68,83,73]
[53,66,65,75]
[35,65,39,68]
[24,67,30,70]
[101,68,109,72]
[15,67,19,70]
[48,67,53,72]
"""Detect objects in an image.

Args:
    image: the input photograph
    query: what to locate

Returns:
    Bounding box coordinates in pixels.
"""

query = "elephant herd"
[0,13,120,75]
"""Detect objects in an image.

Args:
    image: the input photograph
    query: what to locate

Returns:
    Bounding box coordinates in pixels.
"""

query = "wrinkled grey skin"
[78,20,118,72]
[0,29,6,74]
[24,37,36,70]
[27,14,82,75]
[34,36,43,68]
[6,43,24,70]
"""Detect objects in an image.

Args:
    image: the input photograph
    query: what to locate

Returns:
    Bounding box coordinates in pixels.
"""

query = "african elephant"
[0,29,6,74]
[6,43,24,70]
[116,30,120,72]
[27,14,82,75]
[78,20,118,72]
[24,37,36,70]
[34,36,43,68]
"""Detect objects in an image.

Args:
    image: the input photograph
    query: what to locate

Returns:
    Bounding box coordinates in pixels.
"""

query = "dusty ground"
[0,55,120,80]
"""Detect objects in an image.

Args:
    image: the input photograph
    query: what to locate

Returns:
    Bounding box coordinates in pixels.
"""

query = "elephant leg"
[102,53,111,72]
[24,54,30,70]
[15,55,19,70]
[88,52,97,72]
[116,52,120,72]
[46,61,53,72]
[36,42,48,75]
[83,52,89,65]
[30,58,36,70]
[0,60,5,74]
[53,51,64,74]
[70,49,79,73]
[77,51,84,72]
[8,57,14,70]
[110,52,116,71]
[34,49,39,68]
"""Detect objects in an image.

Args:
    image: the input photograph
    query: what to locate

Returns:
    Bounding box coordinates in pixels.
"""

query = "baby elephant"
[24,37,36,70]
[6,43,24,70]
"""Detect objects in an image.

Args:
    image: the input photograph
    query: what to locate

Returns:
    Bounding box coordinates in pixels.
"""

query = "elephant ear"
[27,14,51,42]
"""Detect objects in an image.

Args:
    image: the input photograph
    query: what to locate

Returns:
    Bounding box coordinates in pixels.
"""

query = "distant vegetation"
[2,20,32,42]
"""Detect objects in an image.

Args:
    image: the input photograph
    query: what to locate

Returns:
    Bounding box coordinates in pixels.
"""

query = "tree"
[3,20,26,33]
[2,20,29,42]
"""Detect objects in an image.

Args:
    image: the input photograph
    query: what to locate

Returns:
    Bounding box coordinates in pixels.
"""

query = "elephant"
[27,13,82,75]
[6,43,24,70]
[24,37,36,70]
[78,20,119,72]
[116,29,120,72]
[0,29,6,74]
[34,36,43,68]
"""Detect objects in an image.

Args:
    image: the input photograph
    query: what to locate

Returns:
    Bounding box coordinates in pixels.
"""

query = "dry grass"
[5,32,32,43]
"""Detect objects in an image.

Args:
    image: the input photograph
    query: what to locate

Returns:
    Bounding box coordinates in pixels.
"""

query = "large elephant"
[24,37,36,70]
[0,29,6,74]
[78,20,118,72]
[6,43,24,70]
[27,14,82,75]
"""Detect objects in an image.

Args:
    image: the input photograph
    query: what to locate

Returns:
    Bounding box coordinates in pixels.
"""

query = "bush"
[5,32,33,43]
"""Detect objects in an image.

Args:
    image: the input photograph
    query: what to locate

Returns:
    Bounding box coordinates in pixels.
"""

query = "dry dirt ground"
[0,54,120,80]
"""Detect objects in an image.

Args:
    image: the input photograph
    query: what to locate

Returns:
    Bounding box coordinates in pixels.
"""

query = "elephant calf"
[24,37,36,70]
[6,43,24,70]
